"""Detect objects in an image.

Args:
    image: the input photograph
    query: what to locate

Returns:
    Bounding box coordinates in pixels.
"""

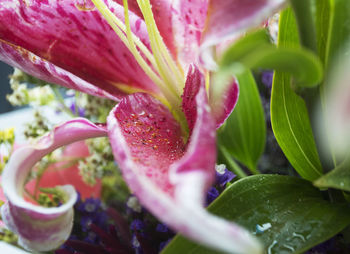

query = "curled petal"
[0,0,159,98]
[200,0,287,69]
[107,92,261,252]
[210,77,239,128]
[183,65,238,129]
[1,119,107,251]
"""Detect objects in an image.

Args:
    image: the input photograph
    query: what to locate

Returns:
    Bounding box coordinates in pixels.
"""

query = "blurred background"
[0,62,14,113]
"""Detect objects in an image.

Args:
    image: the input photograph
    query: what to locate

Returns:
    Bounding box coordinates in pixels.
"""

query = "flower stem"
[219,146,247,179]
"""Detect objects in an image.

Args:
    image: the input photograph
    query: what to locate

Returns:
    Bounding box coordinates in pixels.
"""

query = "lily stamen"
[121,0,181,108]
[136,0,185,94]
[91,0,185,120]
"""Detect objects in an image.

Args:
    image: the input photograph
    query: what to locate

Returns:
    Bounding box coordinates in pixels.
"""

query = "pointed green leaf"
[314,160,350,192]
[314,0,331,66]
[162,175,350,254]
[326,0,350,66]
[218,71,265,172]
[271,8,323,181]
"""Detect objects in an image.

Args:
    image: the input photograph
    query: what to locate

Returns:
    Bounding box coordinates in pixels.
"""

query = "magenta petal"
[0,0,159,98]
[182,65,238,129]
[107,91,261,252]
[200,0,286,69]
[171,0,209,67]
[1,119,107,251]
[210,78,239,128]
[0,41,118,100]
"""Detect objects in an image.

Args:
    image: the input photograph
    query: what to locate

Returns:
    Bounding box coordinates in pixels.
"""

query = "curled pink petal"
[210,77,239,128]
[0,0,159,98]
[200,0,287,69]
[107,91,261,252]
[1,119,107,251]
[183,65,238,129]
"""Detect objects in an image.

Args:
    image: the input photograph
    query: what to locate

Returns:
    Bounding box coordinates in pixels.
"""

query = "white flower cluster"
[78,137,115,185]
[7,68,55,107]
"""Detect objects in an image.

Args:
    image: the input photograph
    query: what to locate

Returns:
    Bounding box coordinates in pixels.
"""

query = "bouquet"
[0,0,350,253]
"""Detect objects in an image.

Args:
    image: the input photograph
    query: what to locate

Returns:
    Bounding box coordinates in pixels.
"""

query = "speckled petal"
[200,0,287,69]
[107,88,261,253]
[0,0,159,98]
[1,119,107,251]
[0,41,118,100]
[171,0,209,67]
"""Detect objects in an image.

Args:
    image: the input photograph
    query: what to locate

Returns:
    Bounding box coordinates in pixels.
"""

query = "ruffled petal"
[1,119,107,251]
[210,77,239,128]
[0,0,159,98]
[107,92,261,252]
[200,0,287,69]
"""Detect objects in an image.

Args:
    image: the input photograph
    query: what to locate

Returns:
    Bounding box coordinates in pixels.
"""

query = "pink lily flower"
[0,0,286,253]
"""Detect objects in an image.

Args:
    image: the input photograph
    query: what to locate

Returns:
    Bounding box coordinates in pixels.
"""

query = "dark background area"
[0,62,14,113]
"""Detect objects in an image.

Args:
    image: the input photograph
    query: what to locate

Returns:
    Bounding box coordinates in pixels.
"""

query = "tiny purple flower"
[206,187,219,206]
[156,223,169,233]
[261,71,274,89]
[215,165,236,187]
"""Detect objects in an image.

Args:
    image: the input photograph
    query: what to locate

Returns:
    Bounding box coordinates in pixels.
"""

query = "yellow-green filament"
[121,0,181,108]
[91,0,189,135]
[91,0,161,84]
[136,0,184,95]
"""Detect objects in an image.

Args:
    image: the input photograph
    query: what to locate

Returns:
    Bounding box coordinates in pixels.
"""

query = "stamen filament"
[137,0,185,95]
[91,0,162,88]
[91,0,188,135]
[121,0,182,110]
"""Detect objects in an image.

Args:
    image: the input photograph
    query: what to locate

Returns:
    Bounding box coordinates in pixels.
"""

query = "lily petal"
[0,0,158,98]
[183,65,238,129]
[210,77,239,128]
[1,119,107,251]
[107,83,261,252]
[200,0,287,69]
[171,0,209,67]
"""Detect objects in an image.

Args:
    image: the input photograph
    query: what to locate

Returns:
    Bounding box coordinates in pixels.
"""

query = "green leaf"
[271,8,323,181]
[314,0,331,66]
[162,175,350,254]
[326,0,350,66]
[219,30,323,87]
[314,159,350,192]
[218,71,265,173]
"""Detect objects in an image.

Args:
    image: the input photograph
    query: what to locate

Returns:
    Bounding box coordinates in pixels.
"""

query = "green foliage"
[325,0,350,66]
[271,8,323,181]
[219,29,323,88]
[314,159,350,192]
[218,71,265,173]
[162,175,350,254]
